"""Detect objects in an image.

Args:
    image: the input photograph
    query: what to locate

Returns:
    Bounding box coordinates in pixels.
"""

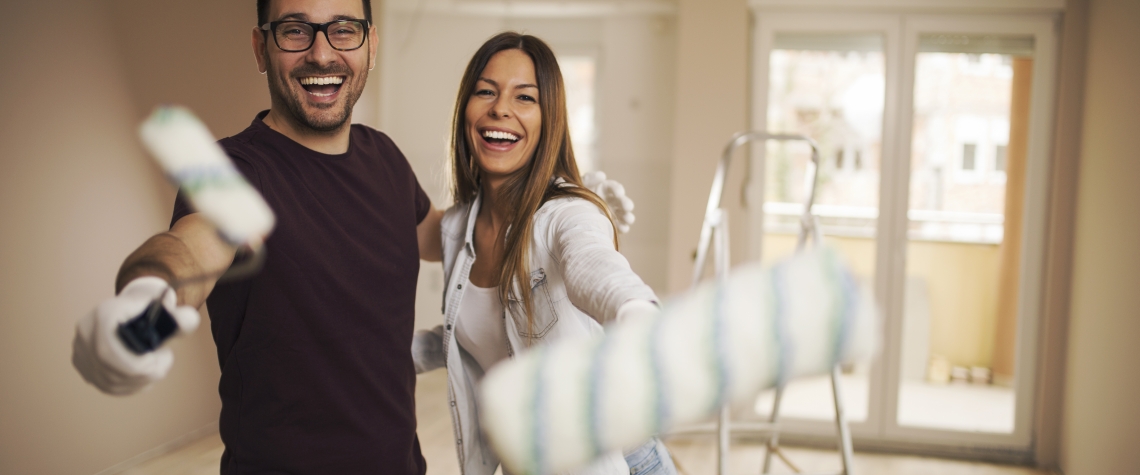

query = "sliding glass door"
[750,9,1058,457]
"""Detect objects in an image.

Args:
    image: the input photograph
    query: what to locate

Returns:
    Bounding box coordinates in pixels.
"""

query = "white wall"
[378,5,678,330]
[1060,0,1140,473]
[595,15,678,295]
[379,11,509,331]
[0,0,299,472]
[0,1,259,472]
[665,0,749,293]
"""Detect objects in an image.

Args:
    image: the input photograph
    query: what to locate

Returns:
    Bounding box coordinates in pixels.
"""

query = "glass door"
[751,10,1059,455]
[883,14,1058,451]
[896,33,1035,435]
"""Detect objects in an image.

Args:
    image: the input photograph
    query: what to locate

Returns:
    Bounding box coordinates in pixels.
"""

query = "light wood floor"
[121,371,1053,475]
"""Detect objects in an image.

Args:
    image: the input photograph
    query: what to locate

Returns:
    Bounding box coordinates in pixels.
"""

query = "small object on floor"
[950,365,970,383]
[927,355,951,384]
[970,366,992,385]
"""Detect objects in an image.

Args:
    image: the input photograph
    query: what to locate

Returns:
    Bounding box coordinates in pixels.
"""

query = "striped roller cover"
[479,246,880,475]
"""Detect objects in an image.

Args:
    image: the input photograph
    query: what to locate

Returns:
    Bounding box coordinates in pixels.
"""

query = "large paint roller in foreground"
[479,247,880,475]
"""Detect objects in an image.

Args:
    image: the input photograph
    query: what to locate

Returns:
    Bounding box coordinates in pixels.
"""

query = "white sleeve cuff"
[614,299,660,325]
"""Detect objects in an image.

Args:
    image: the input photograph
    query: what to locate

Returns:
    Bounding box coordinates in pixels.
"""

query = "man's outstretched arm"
[117,213,238,306]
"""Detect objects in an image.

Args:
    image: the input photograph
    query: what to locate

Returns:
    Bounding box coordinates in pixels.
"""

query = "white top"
[454,278,509,374]
[412,192,658,475]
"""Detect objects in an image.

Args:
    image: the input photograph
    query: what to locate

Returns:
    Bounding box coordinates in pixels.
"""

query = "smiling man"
[70,0,441,473]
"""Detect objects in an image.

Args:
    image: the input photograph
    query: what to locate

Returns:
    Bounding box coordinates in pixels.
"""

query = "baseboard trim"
[94,421,219,475]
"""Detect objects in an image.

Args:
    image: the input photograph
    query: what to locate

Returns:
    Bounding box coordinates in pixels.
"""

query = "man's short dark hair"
[257,0,373,26]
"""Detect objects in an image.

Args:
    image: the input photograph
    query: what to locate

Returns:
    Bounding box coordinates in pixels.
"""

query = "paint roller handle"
[117,296,181,354]
[115,245,266,354]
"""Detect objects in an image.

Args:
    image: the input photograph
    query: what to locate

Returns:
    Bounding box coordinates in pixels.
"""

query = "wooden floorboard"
[119,371,1053,475]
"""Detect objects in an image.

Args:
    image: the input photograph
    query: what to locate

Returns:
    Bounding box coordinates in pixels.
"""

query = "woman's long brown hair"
[450,32,617,340]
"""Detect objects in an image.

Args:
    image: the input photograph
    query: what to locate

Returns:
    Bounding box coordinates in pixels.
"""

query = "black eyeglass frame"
[259,19,372,52]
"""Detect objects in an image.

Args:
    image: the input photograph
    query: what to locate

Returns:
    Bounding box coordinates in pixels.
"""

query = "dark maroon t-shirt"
[171,112,429,475]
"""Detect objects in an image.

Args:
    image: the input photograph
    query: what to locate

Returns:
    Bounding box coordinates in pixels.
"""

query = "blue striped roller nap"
[139,105,275,247]
[479,247,880,475]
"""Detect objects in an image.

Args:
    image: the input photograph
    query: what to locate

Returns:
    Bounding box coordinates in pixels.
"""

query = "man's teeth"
[299,76,345,85]
[483,130,520,141]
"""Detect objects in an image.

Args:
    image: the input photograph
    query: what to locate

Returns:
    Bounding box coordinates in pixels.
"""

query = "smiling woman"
[410,32,679,475]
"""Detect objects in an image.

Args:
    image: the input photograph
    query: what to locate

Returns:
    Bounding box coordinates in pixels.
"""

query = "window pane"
[899,34,1034,434]
[962,143,976,170]
[559,56,597,173]
[754,35,884,423]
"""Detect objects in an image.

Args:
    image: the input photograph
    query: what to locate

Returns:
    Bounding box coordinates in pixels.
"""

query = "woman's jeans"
[623,437,678,475]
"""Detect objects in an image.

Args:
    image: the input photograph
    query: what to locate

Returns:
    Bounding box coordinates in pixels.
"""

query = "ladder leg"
[830,365,855,475]
[762,385,786,474]
[717,406,730,475]
[713,211,732,475]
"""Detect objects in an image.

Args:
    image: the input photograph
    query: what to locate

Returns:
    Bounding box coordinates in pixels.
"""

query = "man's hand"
[72,277,200,395]
[582,171,635,233]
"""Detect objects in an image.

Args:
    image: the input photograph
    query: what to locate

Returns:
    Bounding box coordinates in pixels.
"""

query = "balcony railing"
[763,202,1005,244]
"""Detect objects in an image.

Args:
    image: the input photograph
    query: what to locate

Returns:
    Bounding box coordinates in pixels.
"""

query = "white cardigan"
[411,191,658,475]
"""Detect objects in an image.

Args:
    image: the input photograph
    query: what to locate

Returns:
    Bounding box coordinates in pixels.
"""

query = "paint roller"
[116,106,275,354]
[478,247,880,475]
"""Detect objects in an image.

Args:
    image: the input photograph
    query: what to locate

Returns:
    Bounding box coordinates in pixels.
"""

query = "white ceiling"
[384,0,677,17]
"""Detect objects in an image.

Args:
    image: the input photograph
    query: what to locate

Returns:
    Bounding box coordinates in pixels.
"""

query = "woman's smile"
[477,126,523,153]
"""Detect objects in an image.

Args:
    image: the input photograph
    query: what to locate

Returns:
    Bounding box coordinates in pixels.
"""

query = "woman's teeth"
[482,130,520,142]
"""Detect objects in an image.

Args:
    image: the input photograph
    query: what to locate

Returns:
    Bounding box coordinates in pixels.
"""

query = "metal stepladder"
[681,131,854,475]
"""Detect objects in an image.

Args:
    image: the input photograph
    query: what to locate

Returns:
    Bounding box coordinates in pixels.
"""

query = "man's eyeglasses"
[260,19,370,52]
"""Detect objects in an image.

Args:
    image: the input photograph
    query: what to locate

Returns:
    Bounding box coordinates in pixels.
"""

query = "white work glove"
[72,276,200,395]
[411,325,446,374]
[582,171,635,233]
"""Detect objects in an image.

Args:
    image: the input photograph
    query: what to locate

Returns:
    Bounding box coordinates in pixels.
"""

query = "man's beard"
[266,61,367,133]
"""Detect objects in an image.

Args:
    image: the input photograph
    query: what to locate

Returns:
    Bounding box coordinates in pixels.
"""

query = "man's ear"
[252,27,268,74]
[368,25,379,71]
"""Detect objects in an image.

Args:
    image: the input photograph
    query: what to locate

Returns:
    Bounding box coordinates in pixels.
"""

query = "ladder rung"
[666,420,781,437]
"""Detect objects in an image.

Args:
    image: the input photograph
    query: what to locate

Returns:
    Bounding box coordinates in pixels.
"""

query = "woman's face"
[465,49,542,187]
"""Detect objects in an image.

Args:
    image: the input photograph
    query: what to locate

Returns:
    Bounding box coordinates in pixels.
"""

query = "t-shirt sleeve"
[414,177,430,225]
[358,127,431,225]
[169,147,260,229]
[376,129,431,225]
[170,190,195,230]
